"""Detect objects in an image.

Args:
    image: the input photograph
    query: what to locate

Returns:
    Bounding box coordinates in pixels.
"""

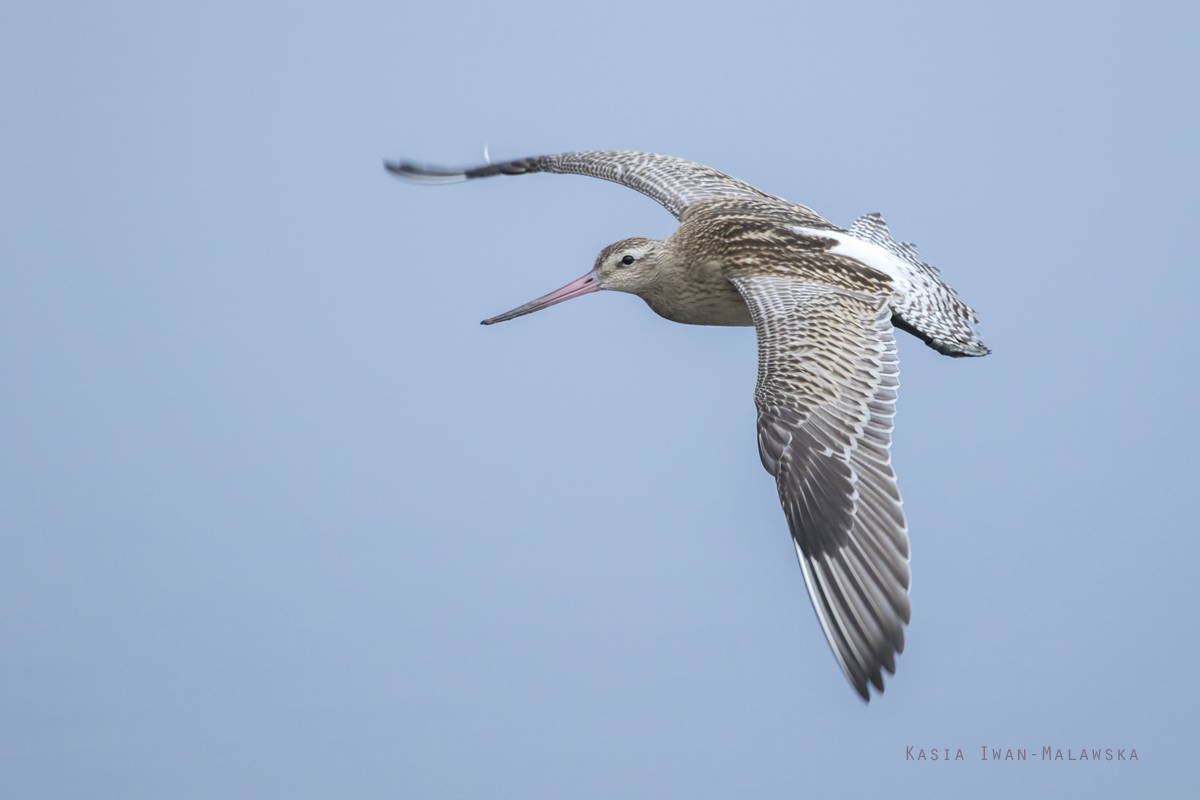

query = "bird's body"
[387,150,988,700]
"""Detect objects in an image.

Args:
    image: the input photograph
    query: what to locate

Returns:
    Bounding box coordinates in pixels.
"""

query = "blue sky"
[2,1,1197,797]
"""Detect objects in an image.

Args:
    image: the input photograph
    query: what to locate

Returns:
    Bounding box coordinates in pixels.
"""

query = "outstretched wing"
[385,150,774,220]
[731,275,911,701]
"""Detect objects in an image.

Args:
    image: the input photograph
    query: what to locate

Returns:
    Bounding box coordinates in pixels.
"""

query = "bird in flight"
[386,151,988,701]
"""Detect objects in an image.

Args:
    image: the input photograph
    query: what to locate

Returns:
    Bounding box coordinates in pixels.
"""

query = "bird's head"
[591,238,664,294]
[480,237,666,325]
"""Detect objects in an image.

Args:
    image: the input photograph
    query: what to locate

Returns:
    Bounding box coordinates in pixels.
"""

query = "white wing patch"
[789,225,911,290]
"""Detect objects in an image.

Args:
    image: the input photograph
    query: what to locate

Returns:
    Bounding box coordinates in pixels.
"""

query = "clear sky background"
[2,1,1197,797]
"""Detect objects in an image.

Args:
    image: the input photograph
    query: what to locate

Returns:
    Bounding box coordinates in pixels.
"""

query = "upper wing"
[731,275,911,701]
[385,150,774,220]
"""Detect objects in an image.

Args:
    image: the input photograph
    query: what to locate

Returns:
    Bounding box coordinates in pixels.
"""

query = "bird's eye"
[621,255,635,266]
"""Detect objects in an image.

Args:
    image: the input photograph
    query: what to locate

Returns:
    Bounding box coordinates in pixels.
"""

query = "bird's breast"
[642,263,754,327]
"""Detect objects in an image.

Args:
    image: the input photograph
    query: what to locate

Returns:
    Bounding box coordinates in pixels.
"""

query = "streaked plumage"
[387,150,989,700]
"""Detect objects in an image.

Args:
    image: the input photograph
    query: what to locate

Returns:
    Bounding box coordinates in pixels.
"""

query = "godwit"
[386,151,988,701]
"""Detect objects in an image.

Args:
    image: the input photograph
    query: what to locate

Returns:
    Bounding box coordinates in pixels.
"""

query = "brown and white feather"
[731,276,910,699]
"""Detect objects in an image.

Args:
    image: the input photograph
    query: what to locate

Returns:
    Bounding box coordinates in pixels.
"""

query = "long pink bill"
[480,269,602,325]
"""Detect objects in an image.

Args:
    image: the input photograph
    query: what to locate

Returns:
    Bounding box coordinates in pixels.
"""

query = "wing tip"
[383,159,470,185]
[795,541,908,704]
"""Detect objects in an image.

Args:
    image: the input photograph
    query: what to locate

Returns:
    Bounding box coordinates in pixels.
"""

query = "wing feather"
[732,276,911,701]
[386,150,773,220]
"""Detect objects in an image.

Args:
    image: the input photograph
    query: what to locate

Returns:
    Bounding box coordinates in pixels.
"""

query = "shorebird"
[386,151,988,701]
